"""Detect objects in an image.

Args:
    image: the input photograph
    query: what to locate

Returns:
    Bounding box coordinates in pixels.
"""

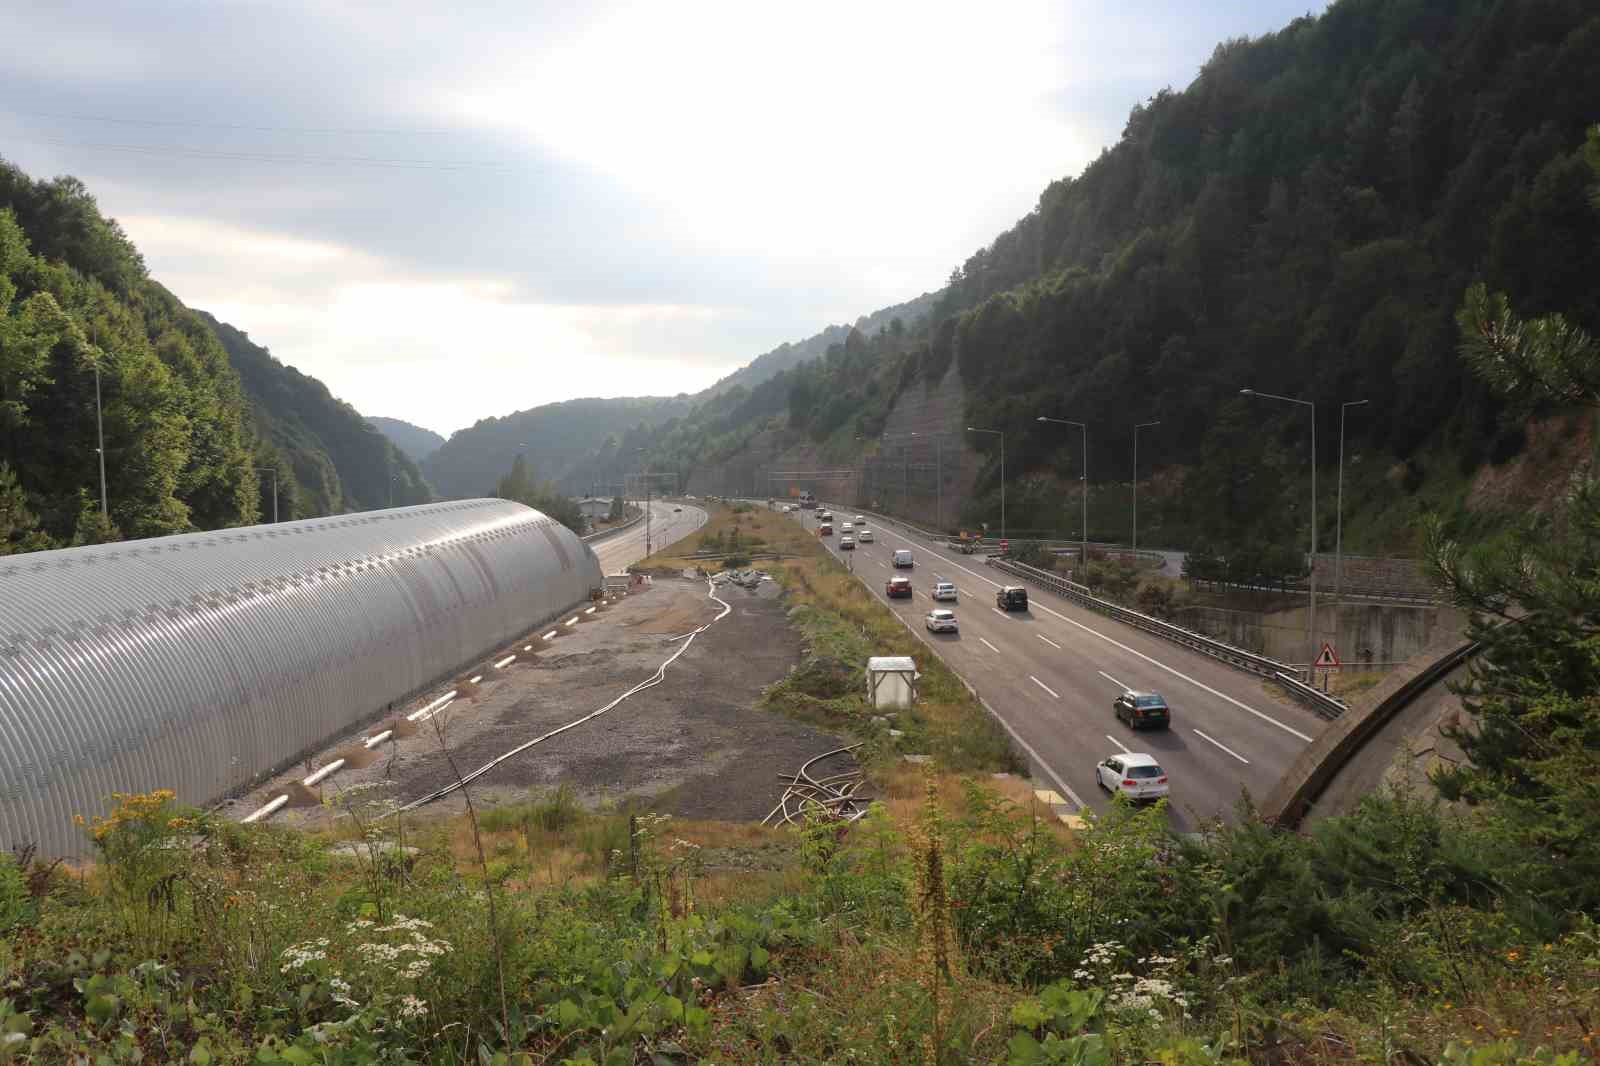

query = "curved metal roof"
[0,498,602,857]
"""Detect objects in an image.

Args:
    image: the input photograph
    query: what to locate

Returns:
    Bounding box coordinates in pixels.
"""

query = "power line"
[8,108,459,137]
[6,133,505,171]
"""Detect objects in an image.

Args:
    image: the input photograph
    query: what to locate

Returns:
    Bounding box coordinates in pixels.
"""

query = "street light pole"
[92,356,108,518]
[1132,421,1160,559]
[1240,388,1317,679]
[965,427,1005,542]
[1037,417,1087,568]
[1336,400,1368,608]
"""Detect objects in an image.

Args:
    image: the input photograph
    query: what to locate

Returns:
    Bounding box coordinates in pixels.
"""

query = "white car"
[1094,753,1169,802]
[841,522,854,533]
[893,549,914,568]
[931,581,957,602]
[840,535,856,550]
[858,528,874,543]
[925,608,958,633]
[854,515,866,524]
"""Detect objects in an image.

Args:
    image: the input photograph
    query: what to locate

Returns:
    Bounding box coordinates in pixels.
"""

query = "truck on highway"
[798,491,816,509]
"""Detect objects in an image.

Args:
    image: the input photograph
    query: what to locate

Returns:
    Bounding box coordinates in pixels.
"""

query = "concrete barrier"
[1264,637,1480,829]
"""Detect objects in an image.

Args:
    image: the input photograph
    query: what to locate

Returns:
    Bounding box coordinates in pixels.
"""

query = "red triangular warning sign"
[1314,643,1341,668]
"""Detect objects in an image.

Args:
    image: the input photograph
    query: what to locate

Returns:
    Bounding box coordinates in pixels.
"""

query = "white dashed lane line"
[979,637,1001,653]
[1098,669,1128,690]
[1105,734,1132,754]
[1193,729,1251,765]
[1037,634,1062,650]
[866,521,1314,743]
[1029,675,1060,699]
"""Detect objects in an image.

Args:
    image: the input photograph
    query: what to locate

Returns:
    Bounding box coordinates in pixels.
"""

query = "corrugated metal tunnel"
[0,498,603,858]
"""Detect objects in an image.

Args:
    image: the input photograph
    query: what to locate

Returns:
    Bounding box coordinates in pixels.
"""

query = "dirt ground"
[222,572,849,831]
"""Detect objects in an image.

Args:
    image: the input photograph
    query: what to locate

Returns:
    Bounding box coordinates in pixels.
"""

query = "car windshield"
[1126,764,1164,779]
[1135,696,1167,709]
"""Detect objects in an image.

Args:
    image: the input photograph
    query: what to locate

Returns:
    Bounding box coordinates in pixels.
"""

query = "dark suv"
[1114,690,1170,730]
[996,586,1028,611]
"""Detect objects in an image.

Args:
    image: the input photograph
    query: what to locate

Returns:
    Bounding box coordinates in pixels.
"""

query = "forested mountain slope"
[605,0,1600,557]
[366,416,444,463]
[1,164,260,550]
[423,396,695,499]
[198,313,431,516]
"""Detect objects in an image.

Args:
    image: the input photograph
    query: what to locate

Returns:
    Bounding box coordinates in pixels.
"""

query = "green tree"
[0,460,50,554]
[1425,125,1600,918]
[493,454,585,535]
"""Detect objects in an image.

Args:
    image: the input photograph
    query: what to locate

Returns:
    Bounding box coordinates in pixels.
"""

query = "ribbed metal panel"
[0,499,602,858]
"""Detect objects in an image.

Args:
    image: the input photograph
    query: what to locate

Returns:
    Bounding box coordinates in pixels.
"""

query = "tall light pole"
[251,467,278,523]
[1336,400,1368,608]
[91,355,108,518]
[965,427,1005,542]
[1037,417,1088,568]
[1132,421,1160,559]
[635,447,652,559]
[911,431,943,532]
[1240,388,1317,679]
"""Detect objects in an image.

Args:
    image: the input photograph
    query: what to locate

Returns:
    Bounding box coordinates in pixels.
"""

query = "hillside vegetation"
[0,165,259,548]
[571,0,1600,564]
[367,417,445,463]
[202,315,431,518]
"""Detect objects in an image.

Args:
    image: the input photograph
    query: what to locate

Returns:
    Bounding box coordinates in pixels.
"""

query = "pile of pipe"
[761,744,868,827]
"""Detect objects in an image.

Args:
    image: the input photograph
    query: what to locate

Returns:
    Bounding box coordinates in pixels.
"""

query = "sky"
[1,1,1323,437]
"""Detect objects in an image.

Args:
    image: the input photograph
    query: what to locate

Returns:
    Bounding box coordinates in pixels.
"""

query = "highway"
[799,504,1327,828]
[591,500,707,571]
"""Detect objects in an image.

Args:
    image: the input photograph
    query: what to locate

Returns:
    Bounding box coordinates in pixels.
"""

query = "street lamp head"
[1239,388,1255,396]
[1347,399,1370,407]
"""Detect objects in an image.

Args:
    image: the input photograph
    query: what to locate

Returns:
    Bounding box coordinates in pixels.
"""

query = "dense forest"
[201,314,430,518]
[422,396,695,500]
[366,416,444,463]
[0,160,433,554]
[573,0,1600,564]
[0,165,259,549]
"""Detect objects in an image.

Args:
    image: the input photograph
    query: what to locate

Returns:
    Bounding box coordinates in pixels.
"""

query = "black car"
[996,586,1028,611]
[1114,690,1171,730]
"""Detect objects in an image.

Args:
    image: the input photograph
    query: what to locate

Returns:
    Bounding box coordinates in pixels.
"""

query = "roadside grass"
[765,544,1024,776]
[637,502,814,570]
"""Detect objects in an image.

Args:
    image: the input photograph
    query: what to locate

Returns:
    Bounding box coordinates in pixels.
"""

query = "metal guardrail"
[581,511,645,543]
[1270,671,1348,720]
[985,556,1305,683]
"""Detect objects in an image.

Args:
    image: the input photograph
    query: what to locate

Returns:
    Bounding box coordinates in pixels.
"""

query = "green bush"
[0,852,33,934]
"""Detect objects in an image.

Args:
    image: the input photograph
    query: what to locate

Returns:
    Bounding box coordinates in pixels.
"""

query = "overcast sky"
[2,1,1321,436]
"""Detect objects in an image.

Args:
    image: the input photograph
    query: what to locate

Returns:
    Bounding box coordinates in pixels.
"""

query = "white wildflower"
[398,994,428,1019]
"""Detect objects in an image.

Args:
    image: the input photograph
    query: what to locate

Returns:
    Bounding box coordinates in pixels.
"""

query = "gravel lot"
[226,572,848,829]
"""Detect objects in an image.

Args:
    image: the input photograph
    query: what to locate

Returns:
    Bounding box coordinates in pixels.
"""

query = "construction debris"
[761,743,869,827]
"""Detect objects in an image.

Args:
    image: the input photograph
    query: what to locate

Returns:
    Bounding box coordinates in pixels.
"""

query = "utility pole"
[1132,421,1160,558]
[1241,388,1318,680]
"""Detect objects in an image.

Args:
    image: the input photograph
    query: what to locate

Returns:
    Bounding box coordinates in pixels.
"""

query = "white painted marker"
[1037,634,1062,650]
[1193,729,1251,765]
[979,637,1001,653]
[1105,734,1131,754]
[1029,675,1060,699]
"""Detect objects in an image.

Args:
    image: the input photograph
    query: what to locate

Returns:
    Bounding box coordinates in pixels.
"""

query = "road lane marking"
[1193,729,1251,765]
[1105,734,1131,753]
[979,637,1001,653]
[1030,675,1060,699]
[870,520,1315,741]
[992,607,1014,619]
[1036,634,1062,650]
[1097,670,1128,690]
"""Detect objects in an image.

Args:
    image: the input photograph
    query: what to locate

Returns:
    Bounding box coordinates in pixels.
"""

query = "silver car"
[924,608,958,633]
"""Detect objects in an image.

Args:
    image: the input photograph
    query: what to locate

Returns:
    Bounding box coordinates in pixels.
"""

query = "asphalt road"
[591,500,708,571]
[799,504,1326,828]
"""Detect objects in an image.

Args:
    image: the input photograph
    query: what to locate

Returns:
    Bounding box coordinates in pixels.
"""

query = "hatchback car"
[819,523,833,536]
[1095,753,1169,802]
[858,528,874,542]
[854,515,866,525]
[931,581,958,602]
[925,608,958,633]
[840,535,855,550]
[841,522,854,534]
[886,576,913,598]
[1114,690,1170,730]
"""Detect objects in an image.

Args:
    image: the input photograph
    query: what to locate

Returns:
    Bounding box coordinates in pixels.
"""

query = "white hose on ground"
[394,577,732,813]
